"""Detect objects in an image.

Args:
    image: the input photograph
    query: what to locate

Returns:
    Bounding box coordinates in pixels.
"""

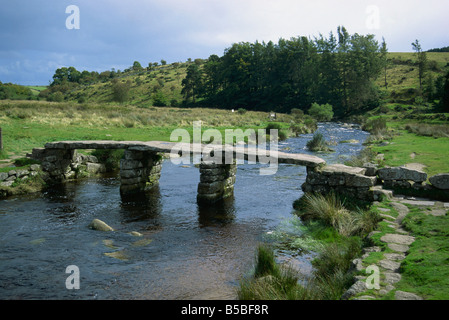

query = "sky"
[0,0,448,85]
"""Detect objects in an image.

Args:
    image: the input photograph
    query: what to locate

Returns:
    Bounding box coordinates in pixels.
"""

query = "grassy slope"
[364,52,449,176]
[0,100,292,160]
[65,63,188,107]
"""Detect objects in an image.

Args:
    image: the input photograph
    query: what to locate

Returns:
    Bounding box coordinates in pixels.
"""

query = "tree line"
[182,26,388,117]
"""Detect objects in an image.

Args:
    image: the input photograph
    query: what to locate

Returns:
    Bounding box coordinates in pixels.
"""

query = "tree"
[411,39,428,92]
[132,61,143,71]
[160,59,167,66]
[112,79,131,103]
[380,37,389,89]
[181,64,203,103]
[441,71,449,112]
[308,103,334,121]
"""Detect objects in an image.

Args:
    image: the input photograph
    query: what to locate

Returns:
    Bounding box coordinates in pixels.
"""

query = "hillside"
[28,51,449,110]
[376,52,449,104]
[62,62,190,107]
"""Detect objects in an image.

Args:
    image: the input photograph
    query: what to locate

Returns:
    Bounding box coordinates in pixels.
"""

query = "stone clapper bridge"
[33,140,393,203]
[31,140,329,203]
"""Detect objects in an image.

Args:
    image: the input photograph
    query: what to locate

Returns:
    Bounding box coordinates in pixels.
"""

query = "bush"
[152,90,167,107]
[361,117,387,135]
[308,103,334,121]
[112,80,131,103]
[237,108,247,114]
[306,132,333,152]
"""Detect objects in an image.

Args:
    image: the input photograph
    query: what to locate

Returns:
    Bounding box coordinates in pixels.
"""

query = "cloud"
[0,0,448,84]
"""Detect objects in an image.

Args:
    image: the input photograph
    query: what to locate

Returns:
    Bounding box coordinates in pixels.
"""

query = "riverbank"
[238,107,449,300]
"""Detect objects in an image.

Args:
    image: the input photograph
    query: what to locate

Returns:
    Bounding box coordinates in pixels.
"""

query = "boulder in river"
[89,219,114,231]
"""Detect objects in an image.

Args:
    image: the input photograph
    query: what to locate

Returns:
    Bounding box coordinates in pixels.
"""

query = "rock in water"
[89,219,114,231]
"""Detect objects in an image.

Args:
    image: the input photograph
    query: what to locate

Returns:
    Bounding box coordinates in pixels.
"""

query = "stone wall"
[0,164,41,187]
[29,147,105,184]
[197,161,237,204]
[303,163,449,202]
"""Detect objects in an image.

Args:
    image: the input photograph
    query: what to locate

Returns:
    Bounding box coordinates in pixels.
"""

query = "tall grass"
[404,123,449,138]
[306,132,333,152]
[238,192,380,300]
[296,192,379,237]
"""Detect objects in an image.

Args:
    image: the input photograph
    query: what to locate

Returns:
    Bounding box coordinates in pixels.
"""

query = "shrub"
[362,117,387,135]
[308,103,334,121]
[152,90,167,107]
[237,108,247,114]
[306,132,333,152]
[112,80,131,103]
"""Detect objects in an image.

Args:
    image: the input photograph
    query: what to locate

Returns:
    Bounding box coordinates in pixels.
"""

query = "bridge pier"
[197,160,237,204]
[119,150,163,198]
[38,148,79,183]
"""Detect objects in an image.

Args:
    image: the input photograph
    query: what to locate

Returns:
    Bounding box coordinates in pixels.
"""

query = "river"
[0,122,369,300]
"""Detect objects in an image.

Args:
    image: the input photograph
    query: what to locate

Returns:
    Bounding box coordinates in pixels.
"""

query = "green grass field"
[0,100,296,160]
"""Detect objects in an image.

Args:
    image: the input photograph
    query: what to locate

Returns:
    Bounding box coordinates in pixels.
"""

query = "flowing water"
[0,123,369,300]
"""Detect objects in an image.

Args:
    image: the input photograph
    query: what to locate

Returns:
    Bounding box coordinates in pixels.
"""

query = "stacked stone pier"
[197,161,237,204]
[119,149,163,198]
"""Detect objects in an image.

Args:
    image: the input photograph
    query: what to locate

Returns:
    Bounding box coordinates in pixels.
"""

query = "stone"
[30,164,41,171]
[89,219,114,231]
[379,259,401,272]
[0,172,8,181]
[198,181,224,194]
[363,162,378,176]
[395,291,423,300]
[363,246,382,253]
[352,258,364,272]
[328,174,346,186]
[380,234,415,246]
[345,174,377,187]
[86,162,106,174]
[429,173,449,190]
[371,186,394,200]
[200,174,226,183]
[384,272,401,285]
[384,253,406,261]
[379,284,395,295]
[378,166,427,182]
[120,168,143,179]
[341,281,368,300]
[387,243,410,253]
[306,171,328,185]
[0,180,14,187]
[120,159,143,170]
[321,164,366,176]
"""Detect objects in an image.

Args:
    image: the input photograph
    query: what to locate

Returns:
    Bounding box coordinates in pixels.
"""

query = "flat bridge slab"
[44,140,325,167]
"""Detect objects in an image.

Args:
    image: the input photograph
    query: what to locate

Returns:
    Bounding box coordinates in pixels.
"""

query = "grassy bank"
[237,193,381,300]
[348,103,449,178]
[395,205,449,299]
[0,100,308,160]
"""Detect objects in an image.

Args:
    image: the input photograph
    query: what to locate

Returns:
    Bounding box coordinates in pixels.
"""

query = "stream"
[0,122,369,299]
